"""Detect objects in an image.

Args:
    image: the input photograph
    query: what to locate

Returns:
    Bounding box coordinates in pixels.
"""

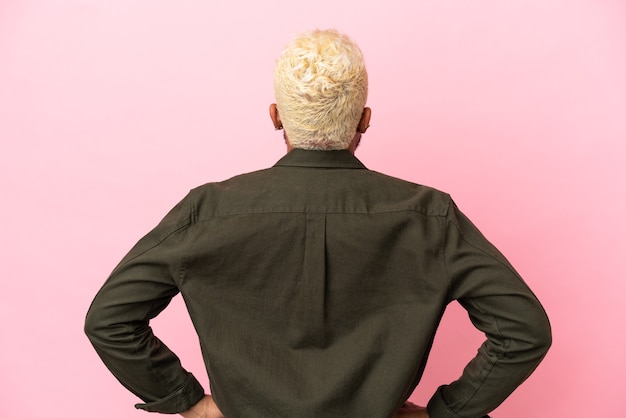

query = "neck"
[285,134,360,155]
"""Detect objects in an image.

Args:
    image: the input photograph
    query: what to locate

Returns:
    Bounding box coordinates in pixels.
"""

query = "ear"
[357,107,372,133]
[269,104,282,130]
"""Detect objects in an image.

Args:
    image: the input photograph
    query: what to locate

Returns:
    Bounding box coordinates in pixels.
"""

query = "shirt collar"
[273,149,368,169]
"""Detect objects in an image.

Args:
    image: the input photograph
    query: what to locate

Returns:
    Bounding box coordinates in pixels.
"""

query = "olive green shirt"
[85,149,551,417]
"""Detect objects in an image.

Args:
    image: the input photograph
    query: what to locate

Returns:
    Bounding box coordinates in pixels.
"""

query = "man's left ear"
[358,107,372,133]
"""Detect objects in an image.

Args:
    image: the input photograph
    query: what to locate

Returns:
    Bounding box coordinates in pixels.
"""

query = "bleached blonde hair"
[274,29,368,150]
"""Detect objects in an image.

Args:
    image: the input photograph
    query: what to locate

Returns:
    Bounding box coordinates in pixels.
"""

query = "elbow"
[84,306,100,345]
[537,316,552,357]
[84,303,110,347]
[85,301,147,349]
[524,311,552,362]
[503,306,552,366]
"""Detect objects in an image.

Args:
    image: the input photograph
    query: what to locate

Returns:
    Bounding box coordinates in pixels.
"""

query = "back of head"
[274,29,368,150]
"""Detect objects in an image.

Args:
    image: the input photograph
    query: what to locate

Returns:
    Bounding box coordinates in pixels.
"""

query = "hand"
[180,395,224,418]
[393,401,429,418]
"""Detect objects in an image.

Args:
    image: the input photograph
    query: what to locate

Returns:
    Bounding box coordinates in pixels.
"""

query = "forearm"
[85,292,205,413]
[85,233,204,411]
[427,297,551,417]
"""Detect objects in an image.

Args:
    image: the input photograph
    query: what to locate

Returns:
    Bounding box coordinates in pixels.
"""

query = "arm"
[393,402,429,418]
[84,193,205,413]
[180,395,224,418]
[427,201,551,417]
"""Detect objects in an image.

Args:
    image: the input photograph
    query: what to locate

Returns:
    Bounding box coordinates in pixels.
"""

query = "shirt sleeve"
[84,192,205,414]
[427,200,552,418]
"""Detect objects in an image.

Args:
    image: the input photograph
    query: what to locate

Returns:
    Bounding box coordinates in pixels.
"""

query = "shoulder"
[364,170,453,217]
[185,168,277,218]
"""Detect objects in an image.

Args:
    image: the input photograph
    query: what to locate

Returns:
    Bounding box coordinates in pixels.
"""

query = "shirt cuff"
[427,386,491,418]
[134,373,205,414]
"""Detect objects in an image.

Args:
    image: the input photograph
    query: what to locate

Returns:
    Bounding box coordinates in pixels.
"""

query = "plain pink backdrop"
[1,1,625,417]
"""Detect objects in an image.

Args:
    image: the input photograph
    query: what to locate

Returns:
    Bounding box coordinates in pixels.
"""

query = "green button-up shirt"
[85,149,551,418]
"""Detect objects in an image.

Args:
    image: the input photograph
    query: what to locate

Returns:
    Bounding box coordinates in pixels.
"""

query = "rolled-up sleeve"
[84,192,205,413]
[134,373,205,413]
[427,200,552,417]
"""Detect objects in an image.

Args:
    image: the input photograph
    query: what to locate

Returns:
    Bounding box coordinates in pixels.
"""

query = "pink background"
[2,1,625,417]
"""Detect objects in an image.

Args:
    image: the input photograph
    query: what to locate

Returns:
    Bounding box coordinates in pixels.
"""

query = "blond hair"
[273,29,368,150]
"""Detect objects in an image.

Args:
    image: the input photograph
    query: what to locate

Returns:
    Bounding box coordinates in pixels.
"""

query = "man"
[85,29,551,418]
